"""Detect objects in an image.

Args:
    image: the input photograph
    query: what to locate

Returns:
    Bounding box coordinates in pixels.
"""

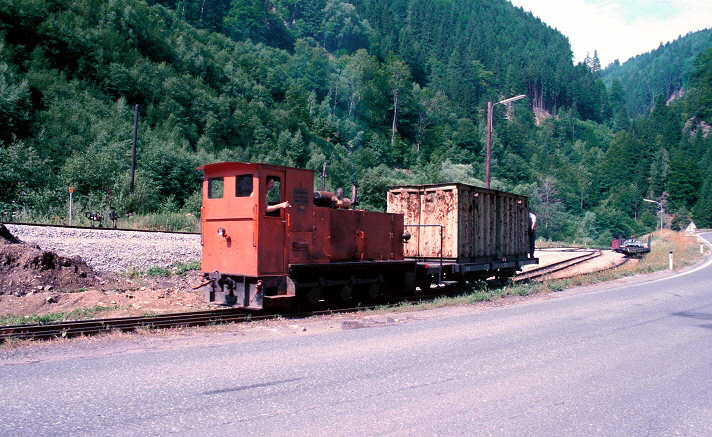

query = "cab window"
[235,174,253,197]
[266,177,281,203]
[208,177,224,199]
[265,176,282,216]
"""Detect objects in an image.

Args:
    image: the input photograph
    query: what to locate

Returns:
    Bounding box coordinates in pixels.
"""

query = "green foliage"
[0,0,709,244]
[145,266,172,277]
[0,139,47,206]
[692,174,712,228]
[175,261,201,275]
[602,29,712,116]
[688,48,712,122]
[357,164,406,211]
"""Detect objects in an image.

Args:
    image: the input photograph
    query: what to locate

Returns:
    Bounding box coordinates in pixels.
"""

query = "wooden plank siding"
[387,184,530,263]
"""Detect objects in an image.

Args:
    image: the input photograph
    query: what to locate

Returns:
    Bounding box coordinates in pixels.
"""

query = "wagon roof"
[387,183,527,200]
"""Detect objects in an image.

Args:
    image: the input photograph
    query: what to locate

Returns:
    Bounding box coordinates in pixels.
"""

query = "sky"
[507,0,712,67]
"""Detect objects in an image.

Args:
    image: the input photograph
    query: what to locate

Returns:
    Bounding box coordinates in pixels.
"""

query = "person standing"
[528,209,537,258]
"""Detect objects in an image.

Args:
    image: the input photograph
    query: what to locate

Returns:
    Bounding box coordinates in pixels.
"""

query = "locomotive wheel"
[366,283,380,299]
[305,286,321,306]
[339,284,352,302]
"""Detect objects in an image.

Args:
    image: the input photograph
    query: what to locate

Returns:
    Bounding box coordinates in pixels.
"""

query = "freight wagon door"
[259,171,287,275]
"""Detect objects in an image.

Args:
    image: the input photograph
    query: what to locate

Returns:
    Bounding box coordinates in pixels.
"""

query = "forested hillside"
[602,28,712,116]
[1,0,711,245]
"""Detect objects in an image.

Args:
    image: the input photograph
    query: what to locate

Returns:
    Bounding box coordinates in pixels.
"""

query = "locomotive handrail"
[405,223,443,284]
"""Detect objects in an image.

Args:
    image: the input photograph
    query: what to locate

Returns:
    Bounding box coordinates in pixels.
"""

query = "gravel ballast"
[5,224,201,273]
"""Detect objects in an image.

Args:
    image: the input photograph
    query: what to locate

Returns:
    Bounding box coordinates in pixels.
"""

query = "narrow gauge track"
[0,249,619,343]
[1,221,198,235]
[0,285,469,343]
[514,249,603,282]
[0,309,254,342]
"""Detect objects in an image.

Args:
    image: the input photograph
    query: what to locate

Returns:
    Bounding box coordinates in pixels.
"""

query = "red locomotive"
[198,162,415,309]
[198,162,537,310]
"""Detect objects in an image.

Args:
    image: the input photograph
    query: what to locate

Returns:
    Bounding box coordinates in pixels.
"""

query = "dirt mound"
[0,224,208,318]
[0,224,101,296]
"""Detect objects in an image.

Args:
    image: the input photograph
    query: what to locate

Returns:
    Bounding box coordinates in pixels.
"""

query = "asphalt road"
[2,235,712,436]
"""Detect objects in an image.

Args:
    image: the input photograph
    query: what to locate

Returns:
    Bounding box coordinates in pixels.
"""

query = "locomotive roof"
[196,162,315,175]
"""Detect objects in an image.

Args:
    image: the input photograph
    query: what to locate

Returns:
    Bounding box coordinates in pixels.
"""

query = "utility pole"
[643,198,664,236]
[485,94,526,189]
[130,104,138,194]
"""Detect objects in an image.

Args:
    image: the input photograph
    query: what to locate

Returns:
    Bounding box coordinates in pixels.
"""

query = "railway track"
[0,279,504,342]
[0,305,391,343]
[514,249,603,282]
[0,247,618,343]
[0,309,254,342]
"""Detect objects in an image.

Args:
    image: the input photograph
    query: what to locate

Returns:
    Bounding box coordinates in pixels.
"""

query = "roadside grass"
[120,260,201,280]
[380,231,705,314]
[0,305,121,326]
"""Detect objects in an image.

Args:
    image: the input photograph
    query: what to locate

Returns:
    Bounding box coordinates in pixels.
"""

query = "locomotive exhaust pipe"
[314,191,352,209]
[351,183,359,207]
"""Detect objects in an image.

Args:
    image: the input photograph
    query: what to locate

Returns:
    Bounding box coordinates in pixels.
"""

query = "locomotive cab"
[198,162,415,310]
[198,163,314,308]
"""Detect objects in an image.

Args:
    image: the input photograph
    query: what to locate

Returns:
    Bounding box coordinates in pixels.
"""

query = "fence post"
[68,187,74,226]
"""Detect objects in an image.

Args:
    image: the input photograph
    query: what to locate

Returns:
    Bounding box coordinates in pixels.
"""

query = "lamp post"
[486,94,526,189]
[643,198,664,236]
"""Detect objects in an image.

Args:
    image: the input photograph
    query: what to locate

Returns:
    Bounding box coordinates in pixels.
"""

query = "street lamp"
[486,94,526,189]
[643,199,664,236]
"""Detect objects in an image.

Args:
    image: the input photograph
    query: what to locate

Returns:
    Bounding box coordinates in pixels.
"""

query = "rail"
[0,309,256,342]
[514,249,604,282]
[0,282,497,342]
[0,301,423,343]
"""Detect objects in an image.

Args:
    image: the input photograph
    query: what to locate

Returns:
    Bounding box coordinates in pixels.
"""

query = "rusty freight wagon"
[387,184,538,287]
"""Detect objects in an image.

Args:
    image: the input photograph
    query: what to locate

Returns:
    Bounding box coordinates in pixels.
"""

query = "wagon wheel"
[366,282,380,299]
[494,269,515,286]
[416,271,431,291]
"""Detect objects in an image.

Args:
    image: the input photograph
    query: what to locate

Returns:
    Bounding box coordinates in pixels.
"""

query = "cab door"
[259,171,287,275]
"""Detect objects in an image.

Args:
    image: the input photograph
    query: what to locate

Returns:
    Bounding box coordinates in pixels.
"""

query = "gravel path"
[5,224,201,274]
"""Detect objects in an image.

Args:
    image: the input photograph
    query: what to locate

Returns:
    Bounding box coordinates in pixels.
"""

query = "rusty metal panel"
[388,183,530,262]
[388,185,460,259]
[329,209,359,261]
[421,187,456,258]
[326,209,405,262]
[361,211,403,260]
[309,208,330,263]
[200,164,260,276]
[202,219,257,276]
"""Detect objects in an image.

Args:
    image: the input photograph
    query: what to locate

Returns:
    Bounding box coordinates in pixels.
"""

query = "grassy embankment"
[400,230,707,311]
